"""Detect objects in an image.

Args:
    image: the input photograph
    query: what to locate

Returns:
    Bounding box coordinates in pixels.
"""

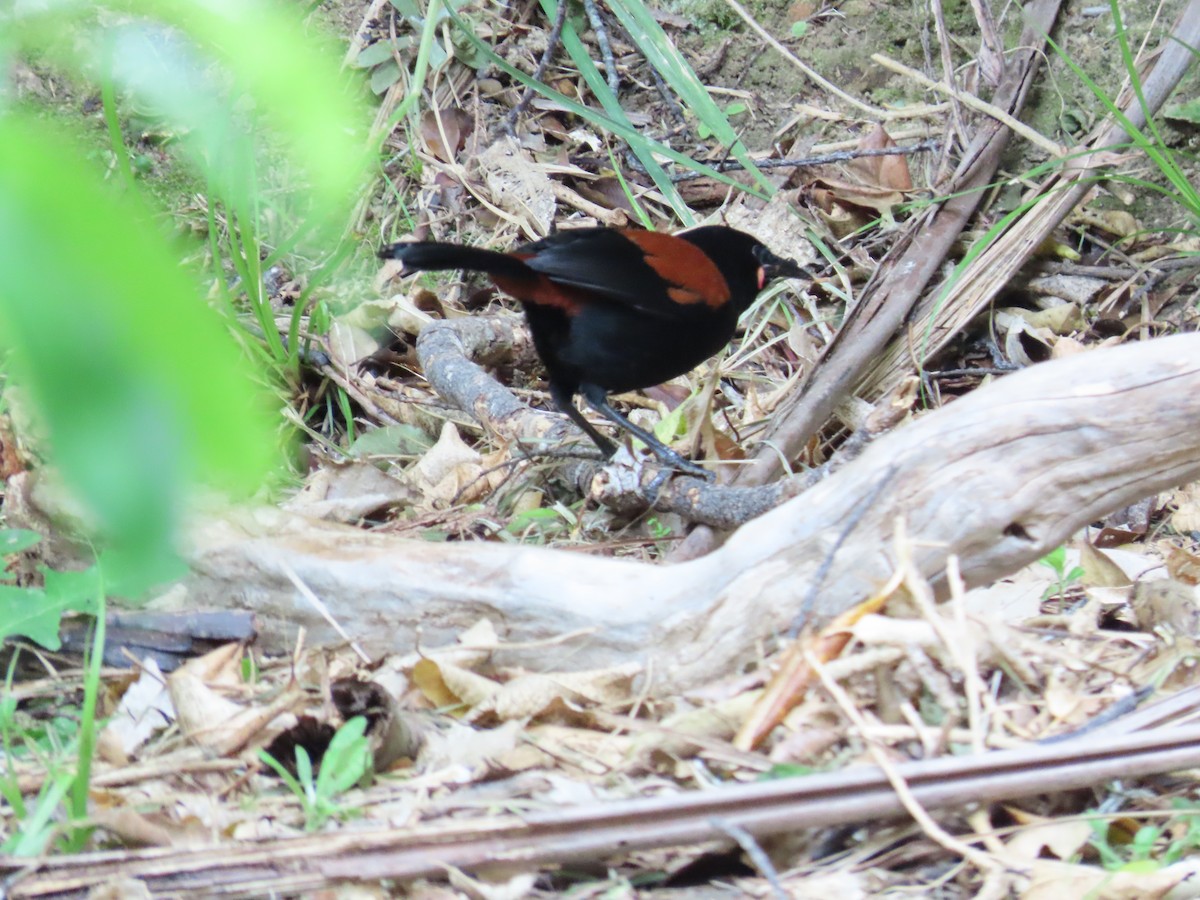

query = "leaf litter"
[6,0,1200,896]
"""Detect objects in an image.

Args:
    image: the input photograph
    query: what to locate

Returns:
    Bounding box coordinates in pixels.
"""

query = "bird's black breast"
[523,296,740,395]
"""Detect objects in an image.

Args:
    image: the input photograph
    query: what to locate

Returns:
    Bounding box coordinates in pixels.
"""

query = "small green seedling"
[259,716,373,831]
[1089,807,1200,872]
[1039,546,1085,603]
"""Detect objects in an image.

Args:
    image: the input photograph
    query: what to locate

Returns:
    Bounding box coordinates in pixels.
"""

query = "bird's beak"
[755,246,808,282]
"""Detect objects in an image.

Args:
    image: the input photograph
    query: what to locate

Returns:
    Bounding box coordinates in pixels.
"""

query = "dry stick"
[582,0,620,97]
[967,0,1005,86]
[11,726,1200,897]
[709,818,788,900]
[417,316,814,526]
[931,0,969,152]
[669,0,1063,562]
[872,53,1063,155]
[502,0,569,135]
[184,335,1200,693]
[861,0,1200,400]
[1041,256,1200,280]
[744,0,1059,476]
[670,141,940,181]
[278,560,371,664]
[719,0,896,118]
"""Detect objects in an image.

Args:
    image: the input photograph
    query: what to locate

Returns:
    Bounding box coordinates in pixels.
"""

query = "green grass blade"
[537,0,694,222]
[605,0,775,195]
[445,4,765,213]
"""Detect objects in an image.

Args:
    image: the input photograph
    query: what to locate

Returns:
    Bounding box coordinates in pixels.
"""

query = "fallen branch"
[176,334,1200,693]
[417,315,823,527]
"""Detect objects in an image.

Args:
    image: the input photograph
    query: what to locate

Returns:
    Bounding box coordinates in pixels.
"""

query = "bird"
[378,224,806,476]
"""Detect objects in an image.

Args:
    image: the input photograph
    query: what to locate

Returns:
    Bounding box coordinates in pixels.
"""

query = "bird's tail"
[378,241,531,280]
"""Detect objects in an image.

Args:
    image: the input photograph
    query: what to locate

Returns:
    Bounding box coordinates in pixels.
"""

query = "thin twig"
[502,0,570,135]
[931,0,968,152]
[671,140,940,181]
[279,560,372,664]
[647,65,688,129]
[1043,256,1200,280]
[871,52,1063,155]
[720,0,892,117]
[582,0,620,97]
[709,818,788,900]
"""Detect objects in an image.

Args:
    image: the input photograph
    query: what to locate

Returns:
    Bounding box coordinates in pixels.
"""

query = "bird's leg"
[549,383,617,458]
[579,384,713,481]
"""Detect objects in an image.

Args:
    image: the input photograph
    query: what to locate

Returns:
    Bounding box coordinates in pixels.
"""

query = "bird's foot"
[647,446,714,481]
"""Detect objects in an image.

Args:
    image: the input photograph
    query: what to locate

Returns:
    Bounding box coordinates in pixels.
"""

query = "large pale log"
[183,335,1200,693]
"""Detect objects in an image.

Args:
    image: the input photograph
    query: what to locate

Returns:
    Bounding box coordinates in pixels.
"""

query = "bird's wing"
[519,229,731,318]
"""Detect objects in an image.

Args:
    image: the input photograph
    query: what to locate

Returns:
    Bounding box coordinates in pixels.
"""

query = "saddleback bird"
[378,225,805,476]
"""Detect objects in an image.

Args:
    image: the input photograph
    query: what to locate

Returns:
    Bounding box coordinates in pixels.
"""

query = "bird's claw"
[649,449,714,481]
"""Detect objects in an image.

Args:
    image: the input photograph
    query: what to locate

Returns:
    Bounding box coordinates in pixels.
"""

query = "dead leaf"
[101,658,174,760]
[1130,579,1200,635]
[284,462,417,523]
[809,177,905,224]
[1027,273,1108,305]
[995,309,1054,365]
[847,124,913,192]
[501,724,633,774]
[1075,208,1140,239]
[405,422,487,507]
[1023,302,1083,335]
[1169,484,1200,534]
[420,108,473,163]
[413,658,498,712]
[470,664,640,722]
[1004,814,1093,861]
[168,647,300,755]
[415,719,523,774]
[326,320,381,368]
[1165,544,1200,585]
[1024,858,1186,899]
[1079,541,1132,588]
[1051,335,1087,358]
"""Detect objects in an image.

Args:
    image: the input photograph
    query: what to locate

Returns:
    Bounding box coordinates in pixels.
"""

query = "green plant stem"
[99,39,135,191]
[65,592,105,851]
[384,0,444,133]
[100,82,134,189]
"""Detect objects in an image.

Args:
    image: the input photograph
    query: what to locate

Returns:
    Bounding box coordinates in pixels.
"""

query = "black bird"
[379,225,805,476]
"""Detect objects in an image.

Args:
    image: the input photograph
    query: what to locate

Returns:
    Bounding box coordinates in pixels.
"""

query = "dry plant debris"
[5,0,1200,897]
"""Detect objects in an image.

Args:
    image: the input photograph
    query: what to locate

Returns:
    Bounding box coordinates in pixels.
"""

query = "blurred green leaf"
[116,0,370,225]
[0,530,43,557]
[0,115,277,584]
[0,566,102,650]
[10,0,371,242]
[1165,99,1200,125]
[347,424,433,458]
